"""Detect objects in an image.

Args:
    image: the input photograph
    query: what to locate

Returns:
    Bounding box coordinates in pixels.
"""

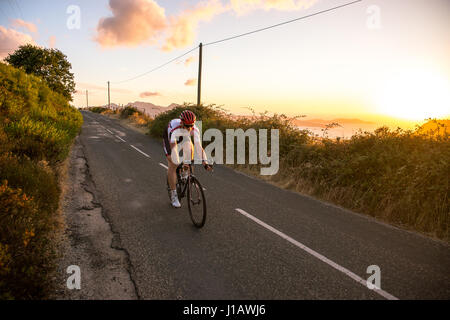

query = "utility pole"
[107,81,110,109]
[86,90,88,108]
[197,42,203,107]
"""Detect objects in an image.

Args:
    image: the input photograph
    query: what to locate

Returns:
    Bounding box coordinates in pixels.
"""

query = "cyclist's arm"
[192,128,209,165]
[169,127,181,164]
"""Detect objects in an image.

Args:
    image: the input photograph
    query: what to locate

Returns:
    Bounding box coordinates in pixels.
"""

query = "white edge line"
[106,129,113,134]
[116,135,126,142]
[235,208,399,301]
[130,145,150,158]
[159,163,168,169]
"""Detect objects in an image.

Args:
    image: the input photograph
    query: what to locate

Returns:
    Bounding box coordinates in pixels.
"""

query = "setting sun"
[375,69,450,121]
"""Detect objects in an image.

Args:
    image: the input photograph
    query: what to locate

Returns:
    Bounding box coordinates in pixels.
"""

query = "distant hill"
[96,101,180,118]
[417,119,450,136]
[125,101,180,118]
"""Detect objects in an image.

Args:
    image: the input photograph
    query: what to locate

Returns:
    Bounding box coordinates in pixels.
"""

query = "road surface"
[76,111,449,300]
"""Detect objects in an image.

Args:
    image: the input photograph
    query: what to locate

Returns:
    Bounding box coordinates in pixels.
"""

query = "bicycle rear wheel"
[187,176,207,228]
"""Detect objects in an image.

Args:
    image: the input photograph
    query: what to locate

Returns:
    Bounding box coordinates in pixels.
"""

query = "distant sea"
[295,123,378,139]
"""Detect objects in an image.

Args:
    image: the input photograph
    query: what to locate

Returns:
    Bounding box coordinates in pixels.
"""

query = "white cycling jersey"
[163,119,208,164]
[167,119,201,144]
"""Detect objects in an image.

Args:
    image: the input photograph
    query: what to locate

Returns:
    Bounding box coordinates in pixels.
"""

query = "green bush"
[89,106,108,114]
[0,180,51,299]
[0,62,82,299]
[120,106,139,118]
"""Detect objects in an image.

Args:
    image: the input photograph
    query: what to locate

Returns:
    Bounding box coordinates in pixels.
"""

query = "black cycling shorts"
[163,129,171,156]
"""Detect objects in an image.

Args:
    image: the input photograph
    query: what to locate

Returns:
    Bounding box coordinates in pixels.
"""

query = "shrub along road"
[75,110,449,299]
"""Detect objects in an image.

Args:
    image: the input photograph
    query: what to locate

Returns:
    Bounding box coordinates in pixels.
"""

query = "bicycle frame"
[176,164,193,199]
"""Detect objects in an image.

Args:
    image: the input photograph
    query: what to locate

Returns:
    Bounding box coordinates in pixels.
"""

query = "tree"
[5,44,75,101]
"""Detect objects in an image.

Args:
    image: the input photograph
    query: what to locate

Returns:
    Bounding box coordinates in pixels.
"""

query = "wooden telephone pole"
[86,90,88,108]
[197,43,203,107]
[107,81,111,109]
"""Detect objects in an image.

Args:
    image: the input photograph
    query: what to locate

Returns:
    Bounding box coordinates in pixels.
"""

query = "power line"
[203,0,363,47]
[108,1,362,88]
[111,46,198,84]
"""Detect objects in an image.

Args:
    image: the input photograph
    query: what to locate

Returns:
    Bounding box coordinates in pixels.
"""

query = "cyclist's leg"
[166,155,178,191]
[163,131,177,190]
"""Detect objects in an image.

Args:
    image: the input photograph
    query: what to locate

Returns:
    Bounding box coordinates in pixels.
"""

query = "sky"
[0,0,449,127]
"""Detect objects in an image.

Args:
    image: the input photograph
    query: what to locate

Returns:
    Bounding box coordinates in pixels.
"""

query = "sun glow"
[375,69,450,121]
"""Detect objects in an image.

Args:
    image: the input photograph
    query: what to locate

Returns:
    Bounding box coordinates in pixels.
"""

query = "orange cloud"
[163,0,227,51]
[11,19,38,33]
[95,0,167,47]
[49,36,56,48]
[94,0,319,51]
[0,26,36,60]
[184,56,196,66]
[184,78,197,86]
[140,91,161,97]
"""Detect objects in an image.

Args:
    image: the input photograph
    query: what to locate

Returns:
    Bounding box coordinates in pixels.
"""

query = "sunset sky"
[1,0,449,127]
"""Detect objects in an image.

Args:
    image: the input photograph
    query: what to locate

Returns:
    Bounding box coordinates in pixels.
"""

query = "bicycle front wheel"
[187,176,207,228]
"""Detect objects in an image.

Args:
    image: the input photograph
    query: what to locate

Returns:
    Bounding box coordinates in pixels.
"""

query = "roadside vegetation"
[0,59,82,299]
[89,102,448,241]
[87,105,153,129]
[144,103,448,241]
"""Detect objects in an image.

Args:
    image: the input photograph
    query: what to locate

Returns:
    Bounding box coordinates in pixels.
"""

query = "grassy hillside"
[147,104,449,241]
[0,62,82,299]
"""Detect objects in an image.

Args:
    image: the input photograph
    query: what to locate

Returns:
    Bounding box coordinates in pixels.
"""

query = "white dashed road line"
[130,145,150,158]
[234,208,399,301]
[116,135,126,142]
[159,163,168,169]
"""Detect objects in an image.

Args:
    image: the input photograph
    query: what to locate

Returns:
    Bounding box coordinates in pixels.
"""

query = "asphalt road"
[78,111,449,300]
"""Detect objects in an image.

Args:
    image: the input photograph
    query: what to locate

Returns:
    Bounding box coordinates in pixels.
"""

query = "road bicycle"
[167,163,210,228]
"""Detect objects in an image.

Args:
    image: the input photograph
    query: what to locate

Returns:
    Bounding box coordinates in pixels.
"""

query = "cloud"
[140,91,161,97]
[94,0,319,51]
[176,56,196,66]
[163,0,227,51]
[11,19,38,33]
[230,0,318,14]
[184,78,197,86]
[162,0,317,50]
[0,26,36,60]
[184,56,196,66]
[48,36,56,48]
[95,0,167,47]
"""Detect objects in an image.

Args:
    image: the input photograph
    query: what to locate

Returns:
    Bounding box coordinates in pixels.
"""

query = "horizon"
[1,0,449,129]
[89,99,432,130]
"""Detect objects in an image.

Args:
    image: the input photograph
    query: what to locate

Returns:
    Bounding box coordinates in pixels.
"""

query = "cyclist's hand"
[202,161,213,172]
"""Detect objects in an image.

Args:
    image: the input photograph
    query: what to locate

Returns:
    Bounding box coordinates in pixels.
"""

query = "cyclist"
[163,110,211,208]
